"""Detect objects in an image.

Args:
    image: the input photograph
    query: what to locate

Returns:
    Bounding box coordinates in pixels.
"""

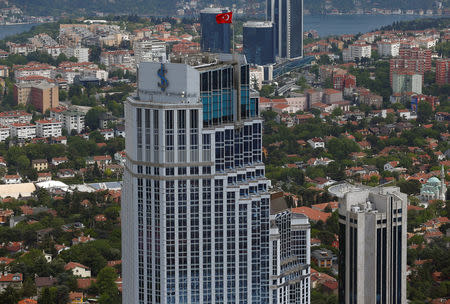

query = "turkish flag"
[216,12,232,24]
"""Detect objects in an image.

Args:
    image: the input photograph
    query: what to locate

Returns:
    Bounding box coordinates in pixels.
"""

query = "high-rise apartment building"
[389,48,431,85]
[122,54,270,304]
[200,8,231,54]
[270,210,310,304]
[243,21,275,66]
[436,58,450,85]
[338,186,407,304]
[392,71,422,95]
[267,0,303,59]
[13,82,59,113]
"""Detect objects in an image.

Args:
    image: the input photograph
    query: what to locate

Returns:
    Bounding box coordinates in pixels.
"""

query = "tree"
[417,101,433,123]
[260,85,274,98]
[0,285,21,304]
[96,267,120,304]
[85,107,107,130]
[59,89,68,101]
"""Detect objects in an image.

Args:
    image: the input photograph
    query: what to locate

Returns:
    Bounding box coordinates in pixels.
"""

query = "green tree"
[417,101,433,123]
[96,267,120,304]
[0,285,20,304]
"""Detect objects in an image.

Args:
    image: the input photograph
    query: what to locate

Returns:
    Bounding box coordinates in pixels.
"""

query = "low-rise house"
[2,174,21,184]
[72,234,95,245]
[35,276,57,293]
[37,172,52,182]
[0,209,14,224]
[64,262,91,278]
[0,273,23,292]
[99,128,114,140]
[86,155,112,170]
[57,169,75,179]
[291,206,331,222]
[32,159,49,172]
[69,291,84,304]
[115,124,125,137]
[114,151,126,166]
[51,156,69,166]
[307,137,325,149]
[311,249,337,269]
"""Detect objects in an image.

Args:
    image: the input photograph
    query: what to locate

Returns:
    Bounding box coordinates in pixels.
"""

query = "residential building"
[307,137,325,149]
[50,107,85,134]
[133,39,166,64]
[267,0,303,59]
[52,156,69,166]
[122,59,270,303]
[63,47,89,63]
[0,125,10,141]
[243,21,275,65]
[338,186,407,304]
[390,48,431,84]
[99,128,114,140]
[32,159,49,172]
[64,262,91,278]
[377,41,400,57]
[0,273,23,292]
[311,248,336,268]
[392,71,422,94]
[10,123,36,140]
[13,82,59,112]
[35,119,62,138]
[436,59,450,85]
[0,110,32,126]
[37,172,52,182]
[200,7,231,54]
[269,210,310,304]
[69,291,84,304]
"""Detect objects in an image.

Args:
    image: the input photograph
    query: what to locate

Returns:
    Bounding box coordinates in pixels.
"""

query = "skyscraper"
[122,54,270,304]
[270,210,311,304]
[200,8,231,54]
[338,186,407,304]
[267,0,303,59]
[243,21,275,65]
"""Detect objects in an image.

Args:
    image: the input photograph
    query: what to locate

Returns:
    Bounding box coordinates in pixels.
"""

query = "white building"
[133,39,167,64]
[344,43,372,62]
[307,137,325,149]
[392,72,422,95]
[122,60,270,303]
[35,119,62,138]
[64,262,91,278]
[99,129,114,140]
[338,186,407,304]
[50,107,85,134]
[10,123,36,140]
[63,47,89,63]
[270,210,310,304]
[377,41,400,57]
[2,175,22,184]
[0,125,10,141]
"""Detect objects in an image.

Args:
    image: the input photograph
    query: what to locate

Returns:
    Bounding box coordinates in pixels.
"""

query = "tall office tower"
[270,210,311,304]
[200,8,231,54]
[267,0,303,59]
[122,54,270,304]
[338,186,407,304]
[243,21,275,66]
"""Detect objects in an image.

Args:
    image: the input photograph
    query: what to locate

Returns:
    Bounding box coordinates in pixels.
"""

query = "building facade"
[14,83,59,113]
[122,57,270,303]
[243,21,275,66]
[436,58,450,85]
[338,186,407,304]
[267,0,303,59]
[269,210,310,304]
[200,8,231,54]
[392,72,422,94]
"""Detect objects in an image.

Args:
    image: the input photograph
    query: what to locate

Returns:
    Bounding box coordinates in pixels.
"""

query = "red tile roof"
[291,207,331,222]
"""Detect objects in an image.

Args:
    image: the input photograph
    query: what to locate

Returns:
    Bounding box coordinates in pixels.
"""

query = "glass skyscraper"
[243,21,276,66]
[200,8,231,54]
[267,0,303,59]
[122,54,270,304]
[270,210,311,304]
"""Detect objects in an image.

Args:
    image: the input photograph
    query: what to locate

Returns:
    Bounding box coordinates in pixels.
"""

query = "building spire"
[441,164,447,201]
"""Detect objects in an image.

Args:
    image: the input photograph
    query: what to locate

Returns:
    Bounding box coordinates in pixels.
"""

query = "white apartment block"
[10,123,36,140]
[349,43,371,61]
[100,129,114,140]
[50,107,85,134]
[377,41,400,57]
[63,47,90,63]
[35,119,63,138]
[133,39,167,64]
[0,125,10,141]
[14,65,54,80]
[0,111,32,126]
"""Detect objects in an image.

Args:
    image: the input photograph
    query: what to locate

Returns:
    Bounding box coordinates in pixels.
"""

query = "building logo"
[157,63,169,92]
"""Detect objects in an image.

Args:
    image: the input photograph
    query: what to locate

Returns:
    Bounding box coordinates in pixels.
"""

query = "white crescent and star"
[223,14,230,21]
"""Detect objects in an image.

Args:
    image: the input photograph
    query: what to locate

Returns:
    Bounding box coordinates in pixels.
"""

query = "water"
[0,23,39,40]
[0,15,441,41]
[304,14,440,37]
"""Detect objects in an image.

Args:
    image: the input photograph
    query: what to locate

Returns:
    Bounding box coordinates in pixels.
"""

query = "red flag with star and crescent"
[216,12,232,24]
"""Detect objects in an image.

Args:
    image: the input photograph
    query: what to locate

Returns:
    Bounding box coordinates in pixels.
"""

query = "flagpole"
[232,10,235,54]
